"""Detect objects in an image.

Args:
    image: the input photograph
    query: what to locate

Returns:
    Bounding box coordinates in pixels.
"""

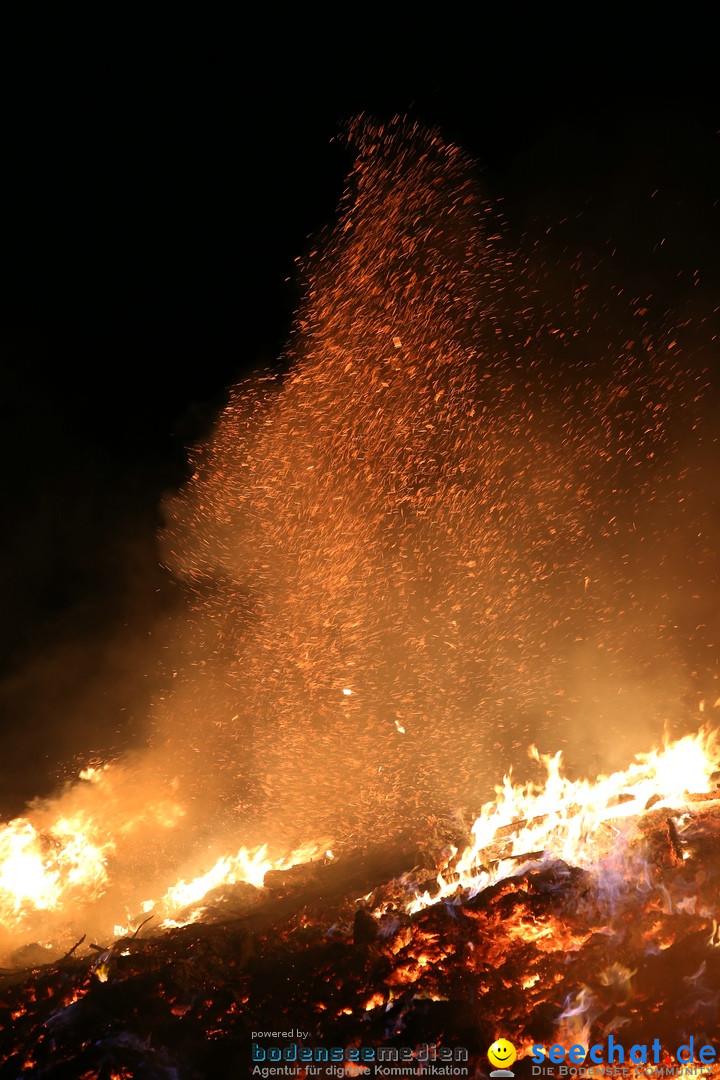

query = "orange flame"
[403,726,720,914]
[0,725,717,964]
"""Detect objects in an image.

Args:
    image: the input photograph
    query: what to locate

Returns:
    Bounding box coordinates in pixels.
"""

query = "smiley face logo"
[488,1038,517,1072]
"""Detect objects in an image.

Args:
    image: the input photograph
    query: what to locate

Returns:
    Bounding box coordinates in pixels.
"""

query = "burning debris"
[1,729,720,1077]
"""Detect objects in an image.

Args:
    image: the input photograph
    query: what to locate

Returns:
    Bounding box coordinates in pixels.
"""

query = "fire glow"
[0,118,716,1076]
[402,722,720,916]
[0,768,325,958]
[0,720,717,965]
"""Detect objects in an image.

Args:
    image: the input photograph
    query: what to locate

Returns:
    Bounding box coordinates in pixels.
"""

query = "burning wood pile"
[1,729,720,1078]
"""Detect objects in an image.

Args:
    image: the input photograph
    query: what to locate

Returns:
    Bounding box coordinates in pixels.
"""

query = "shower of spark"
[161,116,709,844]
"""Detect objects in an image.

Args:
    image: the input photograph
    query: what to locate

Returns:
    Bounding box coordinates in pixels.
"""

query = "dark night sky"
[2,19,719,814]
